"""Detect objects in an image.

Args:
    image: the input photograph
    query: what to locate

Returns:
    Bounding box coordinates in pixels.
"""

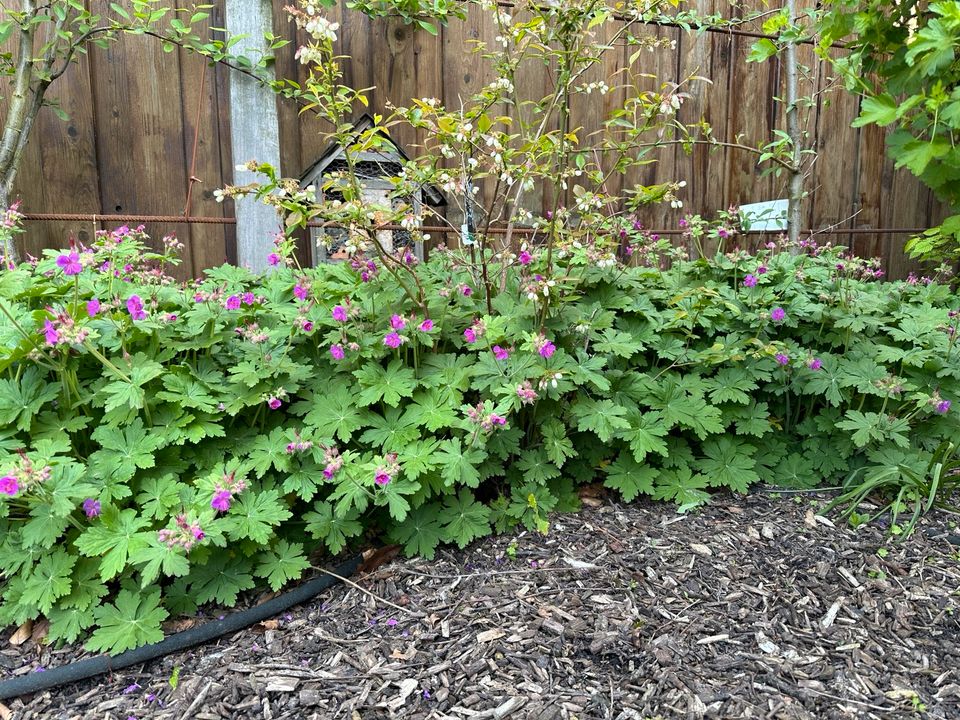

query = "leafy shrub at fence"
[0,221,957,654]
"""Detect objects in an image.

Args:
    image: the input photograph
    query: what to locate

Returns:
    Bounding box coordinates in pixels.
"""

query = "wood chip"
[690,543,712,557]
[696,634,729,645]
[9,620,32,646]
[476,629,506,643]
[821,597,845,629]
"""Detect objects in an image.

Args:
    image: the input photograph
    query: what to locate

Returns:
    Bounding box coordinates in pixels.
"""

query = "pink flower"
[0,475,19,496]
[536,337,556,358]
[936,399,952,414]
[518,251,532,265]
[775,353,789,366]
[82,498,101,518]
[743,274,757,288]
[374,470,391,486]
[770,307,786,323]
[43,319,60,346]
[86,298,100,317]
[757,265,768,275]
[463,327,477,344]
[460,285,472,296]
[267,252,281,266]
[225,295,241,310]
[126,295,147,321]
[390,314,406,330]
[242,292,256,306]
[330,344,345,360]
[419,319,434,332]
[56,251,83,275]
[294,283,308,301]
[384,331,403,349]
[192,526,205,541]
[493,345,510,361]
[808,358,822,371]
[300,320,314,333]
[211,490,232,513]
[332,305,348,322]
[517,382,538,405]
[268,397,282,410]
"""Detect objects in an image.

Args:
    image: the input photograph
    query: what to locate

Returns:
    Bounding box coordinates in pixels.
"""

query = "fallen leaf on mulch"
[8,621,31,646]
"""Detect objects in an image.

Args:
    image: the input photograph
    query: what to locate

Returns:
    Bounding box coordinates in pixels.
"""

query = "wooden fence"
[10,0,950,279]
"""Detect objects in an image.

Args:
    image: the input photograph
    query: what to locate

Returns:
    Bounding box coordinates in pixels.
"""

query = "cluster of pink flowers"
[2,456,51,497]
[225,292,258,311]
[236,322,269,344]
[210,471,247,513]
[906,273,934,286]
[464,318,486,344]
[322,446,343,479]
[158,514,205,551]
[43,308,89,347]
[516,381,538,405]
[350,257,379,282]
[285,433,314,454]
[467,403,508,432]
[835,253,885,281]
[126,294,147,321]
[374,453,400,486]
[534,334,556,358]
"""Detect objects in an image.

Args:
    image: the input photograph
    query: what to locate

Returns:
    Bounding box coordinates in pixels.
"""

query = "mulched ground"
[3,491,960,720]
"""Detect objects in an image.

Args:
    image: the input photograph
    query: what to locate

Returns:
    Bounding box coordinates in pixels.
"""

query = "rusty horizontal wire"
[20,212,923,236]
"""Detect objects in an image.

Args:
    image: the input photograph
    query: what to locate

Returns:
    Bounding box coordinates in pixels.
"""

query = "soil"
[3,490,960,720]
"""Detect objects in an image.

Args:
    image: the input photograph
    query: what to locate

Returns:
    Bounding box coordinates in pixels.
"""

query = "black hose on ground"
[0,554,363,701]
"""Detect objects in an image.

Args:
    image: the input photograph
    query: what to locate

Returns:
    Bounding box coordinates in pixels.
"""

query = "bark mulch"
[3,491,960,720]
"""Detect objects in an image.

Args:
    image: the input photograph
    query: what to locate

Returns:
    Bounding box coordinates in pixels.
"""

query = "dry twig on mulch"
[3,491,960,719]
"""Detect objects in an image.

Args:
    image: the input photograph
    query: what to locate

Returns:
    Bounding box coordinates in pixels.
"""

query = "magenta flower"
[419,319,434,332]
[463,327,477,344]
[489,414,507,426]
[808,358,822,371]
[770,307,786,323]
[757,265,768,275]
[126,295,147,321]
[539,340,556,359]
[461,285,473,297]
[518,251,532,265]
[242,292,256,306]
[192,526,205,541]
[56,251,83,275]
[43,319,60,346]
[384,331,403,349]
[330,344,345,360]
[743,274,757,288]
[267,397,282,410]
[374,470,391,486]
[294,283,308,301]
[0,475,19,496]
[775,353,789,366]
[267,252,281,266]
[82,498,101,518]
[225,295,241,310]
[493,345,510,361]
[211,490,232,513]
[332,305,348,322]
[300,320,314,333]
[390,314,406,330]
[86,298,100,317]
[936,399,951,414]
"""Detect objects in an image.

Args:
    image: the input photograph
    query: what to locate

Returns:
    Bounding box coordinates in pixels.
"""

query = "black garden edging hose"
[0,554,363,701]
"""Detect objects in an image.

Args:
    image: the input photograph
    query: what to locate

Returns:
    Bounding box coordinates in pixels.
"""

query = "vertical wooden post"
[785,0,803,245]
[224,0,282,271]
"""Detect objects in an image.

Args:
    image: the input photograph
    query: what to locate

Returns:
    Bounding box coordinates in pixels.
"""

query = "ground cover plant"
[0,212,957,655]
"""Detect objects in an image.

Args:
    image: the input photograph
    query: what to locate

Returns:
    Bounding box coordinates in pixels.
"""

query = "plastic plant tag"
[740,199,788,232]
